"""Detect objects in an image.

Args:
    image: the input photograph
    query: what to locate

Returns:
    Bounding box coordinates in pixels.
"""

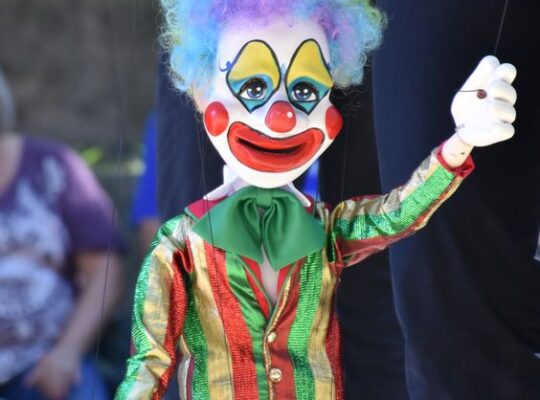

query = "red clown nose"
[265,101,297,133]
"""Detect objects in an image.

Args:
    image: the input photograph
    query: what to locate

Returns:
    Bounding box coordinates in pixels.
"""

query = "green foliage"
[80,146,105,167]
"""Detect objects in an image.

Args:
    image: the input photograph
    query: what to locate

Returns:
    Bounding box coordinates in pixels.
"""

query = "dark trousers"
[373,1,540,399]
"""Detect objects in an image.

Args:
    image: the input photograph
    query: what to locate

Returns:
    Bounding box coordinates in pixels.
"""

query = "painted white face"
[197,18,343,188]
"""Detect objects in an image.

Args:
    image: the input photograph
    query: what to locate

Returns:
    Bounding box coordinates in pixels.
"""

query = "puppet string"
[458,0,511,95]
[194,109,224,324]
[312,155,321,219]
[194,108,234,383]
[91,0,140,399]
[194,111,218,252]
[494,0,510,56]
[339,114,350,203]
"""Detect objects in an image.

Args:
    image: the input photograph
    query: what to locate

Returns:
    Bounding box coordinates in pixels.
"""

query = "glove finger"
[490,122,515,141]
[460,55,500,90]
[489,100,516,123]
[488,80,517,104]
[489,63,517,85]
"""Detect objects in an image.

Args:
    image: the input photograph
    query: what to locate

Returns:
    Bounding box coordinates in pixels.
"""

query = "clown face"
[196,18,343,188]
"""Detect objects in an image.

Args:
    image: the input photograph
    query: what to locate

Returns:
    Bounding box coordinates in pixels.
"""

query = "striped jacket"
[116,148,473,400]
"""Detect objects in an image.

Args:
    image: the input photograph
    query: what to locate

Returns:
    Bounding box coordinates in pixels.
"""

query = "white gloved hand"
[451,55,517,147]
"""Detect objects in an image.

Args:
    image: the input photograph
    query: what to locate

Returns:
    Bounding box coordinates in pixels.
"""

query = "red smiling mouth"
[228,122,324,173]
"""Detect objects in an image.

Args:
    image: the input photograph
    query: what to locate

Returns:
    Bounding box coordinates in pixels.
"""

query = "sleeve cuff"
[435,144,475,178]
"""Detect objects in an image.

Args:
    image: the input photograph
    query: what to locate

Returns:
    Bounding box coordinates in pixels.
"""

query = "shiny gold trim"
[263,262,298,400]
[333,152,445,223]
[189,234,235,399]
[139,244,175,384]
[399,153,441,200]
[308,249,336,400]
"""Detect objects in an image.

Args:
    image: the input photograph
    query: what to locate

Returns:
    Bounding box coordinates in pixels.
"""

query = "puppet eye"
[229,74,275,112]
[239,78,268,100]
[292,82,319,102]
[287,77,329,114]
[226,40,281,112]
[285,40,333,114]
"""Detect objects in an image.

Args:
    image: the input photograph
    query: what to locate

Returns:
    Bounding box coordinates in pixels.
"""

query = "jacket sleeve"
[115,216,189,399]
[329,146,474,267]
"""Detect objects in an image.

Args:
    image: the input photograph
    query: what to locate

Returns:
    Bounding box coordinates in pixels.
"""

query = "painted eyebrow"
[226,40,281,84]
[284,39,333,114]
[285,39,333,87]
[225,40,282,112]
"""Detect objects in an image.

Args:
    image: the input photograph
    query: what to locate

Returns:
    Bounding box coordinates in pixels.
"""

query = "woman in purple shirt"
[0,69,123,400]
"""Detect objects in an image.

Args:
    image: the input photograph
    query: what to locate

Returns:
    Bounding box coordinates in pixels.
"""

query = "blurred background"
[1,1,538,400]
[0,0,161,397]
[0,0,156,184]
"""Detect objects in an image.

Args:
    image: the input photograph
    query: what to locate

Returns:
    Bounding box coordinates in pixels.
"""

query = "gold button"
[269,368,282,383]
[267,331,277,343]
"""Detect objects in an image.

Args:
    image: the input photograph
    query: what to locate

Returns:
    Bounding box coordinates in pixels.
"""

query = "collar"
[186,165,314,220]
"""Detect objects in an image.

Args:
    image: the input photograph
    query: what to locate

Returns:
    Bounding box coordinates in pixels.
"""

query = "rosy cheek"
[325,106,343,140]
[204,102,230,136]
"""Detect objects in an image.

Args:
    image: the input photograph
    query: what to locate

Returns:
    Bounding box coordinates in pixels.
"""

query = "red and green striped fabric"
[115,149,473,399]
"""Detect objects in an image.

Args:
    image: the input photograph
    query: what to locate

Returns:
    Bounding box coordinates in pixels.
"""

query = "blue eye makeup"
[226,40,281,113]
[239,78,268,100]
[284,39,334,114]
[228,74,276,112]
[287,77,330,114]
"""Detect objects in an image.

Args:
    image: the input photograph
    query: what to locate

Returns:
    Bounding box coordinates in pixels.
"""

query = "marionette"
[116,1,517,399]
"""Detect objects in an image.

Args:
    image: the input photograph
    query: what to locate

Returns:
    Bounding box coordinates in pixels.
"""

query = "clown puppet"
[116,1,517,399]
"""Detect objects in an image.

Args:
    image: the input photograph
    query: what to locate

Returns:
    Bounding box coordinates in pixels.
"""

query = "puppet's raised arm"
[115,216,188,400]
[443,56,517,167]
[330,56,517,268]
[329,147,473,267]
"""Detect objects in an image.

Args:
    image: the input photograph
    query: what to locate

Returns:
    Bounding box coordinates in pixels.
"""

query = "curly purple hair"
[160,0,384,93]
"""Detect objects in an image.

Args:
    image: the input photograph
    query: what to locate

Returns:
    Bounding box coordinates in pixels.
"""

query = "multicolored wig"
[160,0,384,93]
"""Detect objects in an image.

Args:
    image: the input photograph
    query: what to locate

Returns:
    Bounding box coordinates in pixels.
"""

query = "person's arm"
[115,216,188,400]
[67,252,123,354]
[24,142,127,399]
[26,252,123,400]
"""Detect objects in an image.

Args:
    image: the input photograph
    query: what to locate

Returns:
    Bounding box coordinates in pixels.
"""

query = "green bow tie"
[192,186,326,271]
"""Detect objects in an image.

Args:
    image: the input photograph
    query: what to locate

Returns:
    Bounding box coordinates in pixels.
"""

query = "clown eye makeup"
[286,39,333,114]
[227,40,281,112]
[292,81,319,102]
[239,77,269,100]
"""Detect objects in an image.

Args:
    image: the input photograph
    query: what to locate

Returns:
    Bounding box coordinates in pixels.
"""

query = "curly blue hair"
[160,0,384,93]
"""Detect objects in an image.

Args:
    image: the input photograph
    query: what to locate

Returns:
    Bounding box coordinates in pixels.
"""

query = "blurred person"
[372,1,540,398]
[0,69,123,400]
